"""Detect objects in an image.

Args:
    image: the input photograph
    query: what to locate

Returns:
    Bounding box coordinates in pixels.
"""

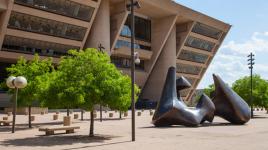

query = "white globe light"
[14,76,27,89]
[6,76,16,89]
[135,58,140,65]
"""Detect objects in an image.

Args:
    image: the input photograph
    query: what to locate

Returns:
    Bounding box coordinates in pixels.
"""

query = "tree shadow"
[1,134,121,147]
[0,122,67,132]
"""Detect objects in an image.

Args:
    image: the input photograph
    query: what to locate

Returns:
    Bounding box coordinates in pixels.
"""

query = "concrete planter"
[63,116,72,126]
[74,114,79,119]
[53,114,58,120]
[31,116,35,121]
[7,112,12,116]
[93,113,97,118]
[109,113,113,118]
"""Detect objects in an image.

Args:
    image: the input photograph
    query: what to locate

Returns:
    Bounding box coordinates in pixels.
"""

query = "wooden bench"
[39,125,80,135]
[0,120,12,126]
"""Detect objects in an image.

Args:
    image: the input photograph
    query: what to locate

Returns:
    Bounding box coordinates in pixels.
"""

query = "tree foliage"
[5,55,54,107]
[232,74,268,108]
[203,84,215,98]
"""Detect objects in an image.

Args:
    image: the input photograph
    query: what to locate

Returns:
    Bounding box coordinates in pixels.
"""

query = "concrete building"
[0,0,231,109]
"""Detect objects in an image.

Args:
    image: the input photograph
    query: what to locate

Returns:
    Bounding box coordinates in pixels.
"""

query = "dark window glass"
[2,35,78,57]
[185,36,215,52]
[123,15,151,42]
[115,40,151,51]
[8,12,87,41]
[14,0,95,22]
[176,63,202,75]
[178,50,208,64]
[111,56,145,71]
[192,22,222,40]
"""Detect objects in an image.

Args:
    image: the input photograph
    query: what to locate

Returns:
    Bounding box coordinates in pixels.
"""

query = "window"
[192,22,222,40]
[115,40,151,51]
[8,12,87,41]
[185,36,215,52]
[122,15,151,42]
[14,0,95,22]
[2,35,78,57]
[178,50,208,64]
[176,63,202,75]
[111,56,145,71]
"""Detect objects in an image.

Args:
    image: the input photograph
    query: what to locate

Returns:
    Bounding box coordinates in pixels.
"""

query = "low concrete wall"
[4,107,48,115]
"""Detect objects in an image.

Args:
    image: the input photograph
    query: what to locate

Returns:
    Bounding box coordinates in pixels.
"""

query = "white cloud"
[222,32,268,55]
[198,32,268,88]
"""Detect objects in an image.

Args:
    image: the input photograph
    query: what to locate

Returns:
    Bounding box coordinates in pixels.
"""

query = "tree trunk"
[119,111,122,119]
[67,108,70,116]
[100,105,102,122]
[28,105,32,128]
[81,109,84,121]
[89,110,94,136]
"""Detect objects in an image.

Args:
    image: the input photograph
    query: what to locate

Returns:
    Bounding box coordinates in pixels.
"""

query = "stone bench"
[39,125,80,135]
[0,120,12,126]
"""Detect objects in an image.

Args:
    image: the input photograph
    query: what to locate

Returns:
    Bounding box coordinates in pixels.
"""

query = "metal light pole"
[247,52,255,118]
[98,43,105,122]
[126,0,140,142]
[6,76,27,133]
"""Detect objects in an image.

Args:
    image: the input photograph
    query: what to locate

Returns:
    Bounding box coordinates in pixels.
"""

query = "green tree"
[39,48,140,136]
[232,75,268,109]
[203,84,215,98]
[4,55,54,128]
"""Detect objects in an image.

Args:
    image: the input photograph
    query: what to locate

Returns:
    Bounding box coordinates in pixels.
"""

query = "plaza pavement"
[0,110,268,150]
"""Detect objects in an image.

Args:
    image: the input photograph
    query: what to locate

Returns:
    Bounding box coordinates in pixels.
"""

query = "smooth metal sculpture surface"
[212,74,251,124]
[152,67,215,127]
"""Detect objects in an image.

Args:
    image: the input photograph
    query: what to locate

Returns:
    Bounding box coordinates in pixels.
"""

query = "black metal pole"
[130,0,136,142]
[99,101,102,123]
[250,53,254,118]
[12,88,18,133]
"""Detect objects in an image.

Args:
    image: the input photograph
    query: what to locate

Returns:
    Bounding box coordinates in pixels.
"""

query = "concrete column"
[141,26,176,102]
[84,0,110,54]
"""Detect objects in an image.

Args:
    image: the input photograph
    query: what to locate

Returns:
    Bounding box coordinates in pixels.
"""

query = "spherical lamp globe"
[14,76,27,89]
[135,58,140,65]
[6,76,16,89]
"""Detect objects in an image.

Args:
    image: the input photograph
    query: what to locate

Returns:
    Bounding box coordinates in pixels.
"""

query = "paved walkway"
[0,110,268,150]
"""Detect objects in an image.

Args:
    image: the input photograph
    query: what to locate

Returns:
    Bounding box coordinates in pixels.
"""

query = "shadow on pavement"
[1,134,121,147]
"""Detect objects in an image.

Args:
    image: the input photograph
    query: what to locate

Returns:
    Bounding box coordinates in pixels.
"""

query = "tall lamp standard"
[98,43,105,122]
[247,52,255,118]
[126,0,141,142]
[6,76,27,133]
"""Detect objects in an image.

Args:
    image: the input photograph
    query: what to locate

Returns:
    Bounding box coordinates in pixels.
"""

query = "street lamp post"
[98,43,105,122]
[247,52,255,118]
[6,76,27,133]
[126,0,140,142]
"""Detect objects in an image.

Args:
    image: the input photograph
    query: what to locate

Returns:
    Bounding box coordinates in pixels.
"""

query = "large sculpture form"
[152,67,215,127]
[212,74,251,124]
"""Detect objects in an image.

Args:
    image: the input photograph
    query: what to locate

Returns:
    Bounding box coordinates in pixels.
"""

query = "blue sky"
[175,0,268,88]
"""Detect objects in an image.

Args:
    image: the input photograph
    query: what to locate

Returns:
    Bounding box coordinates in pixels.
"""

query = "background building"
[0,0,231,109]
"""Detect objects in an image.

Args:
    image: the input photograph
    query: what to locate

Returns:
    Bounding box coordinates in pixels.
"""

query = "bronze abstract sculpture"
[212,74,251,124]
[152,67,215,127]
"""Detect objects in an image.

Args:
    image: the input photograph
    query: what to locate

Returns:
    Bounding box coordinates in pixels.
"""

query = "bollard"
[74,114,79,119]
[53,114,58,120]
[63,116,71,126]
[137,112,142,116]
[3,117,8,120]
[109,113,113,118]
[31,116,35,121]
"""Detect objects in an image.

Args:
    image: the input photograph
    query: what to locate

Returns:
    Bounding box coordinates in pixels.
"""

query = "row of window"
[2,35,78,57]
[121,15,151,42]
[178,50,209,64]
[185,36,215,52]
[111,56,145,71]
[192,22,222,40]
[115,40,151,51]
[15,0,95,21]
[8,12,87,41]
[176,63,202,75]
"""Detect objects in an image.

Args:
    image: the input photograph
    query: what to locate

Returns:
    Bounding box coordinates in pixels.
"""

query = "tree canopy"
[232,74,268,108]
[5,55,54,107]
